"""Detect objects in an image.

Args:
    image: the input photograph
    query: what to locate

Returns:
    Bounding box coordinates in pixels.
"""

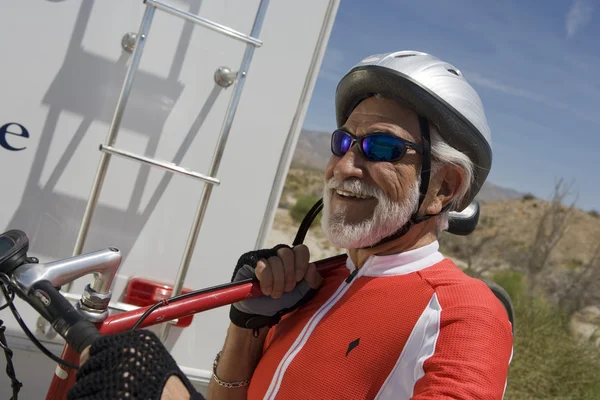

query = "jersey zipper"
[345,267,359,283]
[264,259,370,399]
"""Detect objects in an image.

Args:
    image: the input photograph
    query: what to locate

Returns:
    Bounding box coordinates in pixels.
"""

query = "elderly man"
[67,51,513,400]
[208,51,513,400]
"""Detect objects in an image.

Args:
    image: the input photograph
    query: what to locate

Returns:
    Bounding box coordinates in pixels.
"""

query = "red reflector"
[124,277,194,328]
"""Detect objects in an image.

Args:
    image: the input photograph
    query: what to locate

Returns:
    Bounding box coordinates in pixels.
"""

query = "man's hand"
[229,244,323,330]
[254,244,322,299]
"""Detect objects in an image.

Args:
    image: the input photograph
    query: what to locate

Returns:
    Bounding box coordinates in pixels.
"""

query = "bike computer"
[0,229,29,274]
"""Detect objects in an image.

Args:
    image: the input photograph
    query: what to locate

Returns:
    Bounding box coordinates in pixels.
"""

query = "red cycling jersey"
[247,241,513,400]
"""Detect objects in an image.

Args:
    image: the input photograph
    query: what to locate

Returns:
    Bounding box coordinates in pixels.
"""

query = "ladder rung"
[100,145,220,185]
[145,0,263,47]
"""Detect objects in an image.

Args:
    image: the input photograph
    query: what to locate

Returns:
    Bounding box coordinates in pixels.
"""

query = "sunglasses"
[331,129,423,162]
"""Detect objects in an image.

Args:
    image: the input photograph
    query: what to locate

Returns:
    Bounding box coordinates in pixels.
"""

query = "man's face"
[321,96,423,249]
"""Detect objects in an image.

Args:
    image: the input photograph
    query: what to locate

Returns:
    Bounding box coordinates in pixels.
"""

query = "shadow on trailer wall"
[7,0,200,261]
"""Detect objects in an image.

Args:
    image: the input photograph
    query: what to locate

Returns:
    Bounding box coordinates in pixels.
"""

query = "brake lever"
[10,279,102,354]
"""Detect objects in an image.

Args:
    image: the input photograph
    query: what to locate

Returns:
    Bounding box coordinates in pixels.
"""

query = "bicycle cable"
[129,277,255,331]
[0,315,22,400]
[0,273,80,374]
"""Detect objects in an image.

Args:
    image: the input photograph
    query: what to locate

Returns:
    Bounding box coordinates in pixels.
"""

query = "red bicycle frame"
[44,254,347,399]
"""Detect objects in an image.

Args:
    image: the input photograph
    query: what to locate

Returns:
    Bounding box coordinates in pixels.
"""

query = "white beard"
[320,177,421,249]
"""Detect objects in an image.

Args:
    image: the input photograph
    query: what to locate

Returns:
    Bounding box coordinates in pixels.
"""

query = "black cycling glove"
[67,329,204,400]
[229,244,318,331]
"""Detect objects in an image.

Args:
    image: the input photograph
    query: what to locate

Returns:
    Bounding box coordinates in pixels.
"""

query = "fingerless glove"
[229,244,317,330]
[68,330,204,400]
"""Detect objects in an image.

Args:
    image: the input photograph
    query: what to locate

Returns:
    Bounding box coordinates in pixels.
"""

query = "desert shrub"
[479,216,496,228]
[565,258,584,270]
[522,193,536,201]
[289,195,321,226]
[492,270,600,399]
[492,269,526,301]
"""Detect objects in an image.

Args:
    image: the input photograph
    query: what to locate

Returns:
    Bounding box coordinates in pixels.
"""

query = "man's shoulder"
[420,258,509,318]
[418,257,478,287]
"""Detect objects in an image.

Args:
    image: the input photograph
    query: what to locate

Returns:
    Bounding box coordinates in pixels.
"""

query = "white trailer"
[0,0,339,397]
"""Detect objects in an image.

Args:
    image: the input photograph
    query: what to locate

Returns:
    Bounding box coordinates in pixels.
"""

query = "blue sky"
[302,0,599,212]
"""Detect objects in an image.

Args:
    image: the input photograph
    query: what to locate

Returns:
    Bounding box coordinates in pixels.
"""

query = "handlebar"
[14,279,101,353]
[1,229,122,355]
[11,248,122,295]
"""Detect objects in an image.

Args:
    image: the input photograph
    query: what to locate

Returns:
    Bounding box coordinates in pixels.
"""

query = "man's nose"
[333,147,365,181]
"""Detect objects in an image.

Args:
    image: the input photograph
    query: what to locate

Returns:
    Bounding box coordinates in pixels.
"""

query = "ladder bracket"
[214,66,238,88]
[121,32,138,54]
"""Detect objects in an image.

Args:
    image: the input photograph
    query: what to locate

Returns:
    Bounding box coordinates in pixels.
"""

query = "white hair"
[430,125,474,234]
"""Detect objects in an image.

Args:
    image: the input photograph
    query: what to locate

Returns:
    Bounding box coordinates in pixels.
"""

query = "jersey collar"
[345,240,444,277]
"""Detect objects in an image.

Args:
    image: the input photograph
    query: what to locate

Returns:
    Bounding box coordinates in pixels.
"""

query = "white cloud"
[465,70,600,125]
[566,0,594,38]
[465,71,555,105]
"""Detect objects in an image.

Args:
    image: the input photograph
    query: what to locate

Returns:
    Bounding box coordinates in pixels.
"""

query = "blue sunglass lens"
[332,130,353,156]
[362,135,404,161]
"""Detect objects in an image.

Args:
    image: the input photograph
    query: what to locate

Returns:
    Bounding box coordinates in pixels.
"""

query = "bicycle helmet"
[335,50,492,212]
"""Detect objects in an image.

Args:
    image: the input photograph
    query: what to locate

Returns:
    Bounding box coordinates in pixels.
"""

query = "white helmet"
[335,50,492,211]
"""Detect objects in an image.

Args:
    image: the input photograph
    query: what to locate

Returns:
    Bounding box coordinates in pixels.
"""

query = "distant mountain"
[476,182,524,203]
[290,129,331,171]
[290,129,524,203]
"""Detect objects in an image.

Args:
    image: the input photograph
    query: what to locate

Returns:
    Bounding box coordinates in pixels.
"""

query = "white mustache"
[324,178,383,199]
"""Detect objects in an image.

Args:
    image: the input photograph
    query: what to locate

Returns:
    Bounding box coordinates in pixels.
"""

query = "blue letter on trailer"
[0,122,29,151]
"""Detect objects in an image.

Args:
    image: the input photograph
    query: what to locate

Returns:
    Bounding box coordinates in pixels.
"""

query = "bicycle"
[0,199,514,399]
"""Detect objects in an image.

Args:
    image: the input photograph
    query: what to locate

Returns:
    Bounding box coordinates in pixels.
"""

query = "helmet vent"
[447,68,461,76]
[395,53,417,58]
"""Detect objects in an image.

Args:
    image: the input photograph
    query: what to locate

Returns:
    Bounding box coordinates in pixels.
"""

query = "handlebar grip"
[65,320,103,354]
[24,280,102,353]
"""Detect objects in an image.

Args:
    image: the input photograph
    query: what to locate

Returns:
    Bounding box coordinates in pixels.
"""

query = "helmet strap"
[365,116,448,249]
[416,116,432,210]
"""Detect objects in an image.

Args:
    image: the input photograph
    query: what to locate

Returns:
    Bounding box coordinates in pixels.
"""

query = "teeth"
[335,189,370,199]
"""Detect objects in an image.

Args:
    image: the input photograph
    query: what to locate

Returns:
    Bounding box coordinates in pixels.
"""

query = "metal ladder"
[69,0,271,341]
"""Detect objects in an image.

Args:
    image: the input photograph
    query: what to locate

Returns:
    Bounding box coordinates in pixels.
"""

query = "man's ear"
[424,165,464,215]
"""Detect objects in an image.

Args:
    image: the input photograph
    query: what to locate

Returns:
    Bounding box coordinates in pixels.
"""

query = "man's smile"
[333,189,375,201]
[330,189,378,219]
